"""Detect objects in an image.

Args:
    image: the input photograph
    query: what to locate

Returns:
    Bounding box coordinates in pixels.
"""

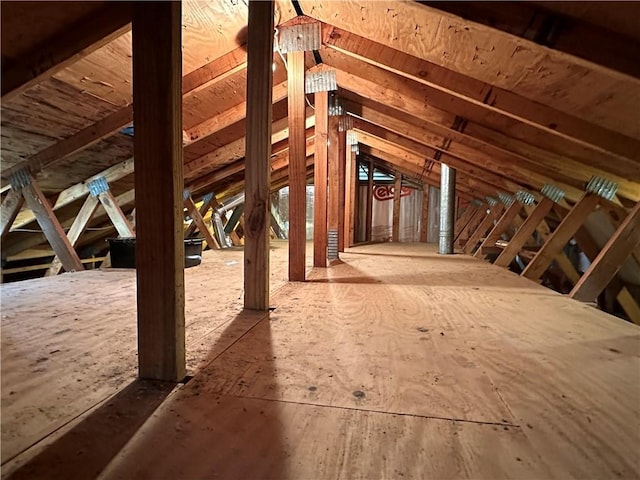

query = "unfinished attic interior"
[1,0,640,477]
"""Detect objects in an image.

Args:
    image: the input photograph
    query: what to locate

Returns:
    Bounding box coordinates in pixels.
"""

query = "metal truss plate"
[8,168,31,190]
[497,191,515,206]
[346,131,358,146]
[338,115,353,132]
[586,176,618,200]
[278,22,321,53]
[305,70,337,94]
[540,184,565,203]
[328,94,344,117]
[87,176,110,197]
[515,190,535,206]
[485,196,498,207]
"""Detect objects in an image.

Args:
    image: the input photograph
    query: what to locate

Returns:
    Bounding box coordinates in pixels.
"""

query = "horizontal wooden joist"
[322,26,640,164]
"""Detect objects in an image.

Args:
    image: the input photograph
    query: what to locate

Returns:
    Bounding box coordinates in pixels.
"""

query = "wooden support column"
[338,129,347,252]
[494,197,554,268]
[184,194,220,250]
[392,173,402,242]
[19,176,84,273]
[327,115,340,260]
[344,149,356,248]
[420,185,429,243]
[1,190,24,238]
[463,203,504,254]
[47,195,99,276]
[313,91,328,267]
[523,193,600,280]
[287,50,307,280]
[244,0,274,306]
[571,202,640,302]
[475,201,522,258]
[365,158,374,241]
[132,1,185,381]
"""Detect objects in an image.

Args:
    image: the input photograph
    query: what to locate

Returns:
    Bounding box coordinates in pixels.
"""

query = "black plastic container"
[107,237,204,269]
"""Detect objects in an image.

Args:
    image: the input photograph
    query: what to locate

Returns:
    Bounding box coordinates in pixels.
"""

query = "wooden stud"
[21,178,84,273]
[287,49,307,281]
[571,202,640,303]
[47,195,99,276]
[474,201,522,258]
[392,173,402,242]
[344,149,356,248]
[453,206,477,243]
[522,193,600,280]
[243,0,274,308]
[1,190,24,238]
[456,206,486,247]
[313,91,328,267]
[97,190,135,238]
[494,197,554,268]
[184,195,219,250]
[327,115,340,258]
[420,185,430,243]
[463,204,505,254]
[338,129,347,252]
[132,0,185,381]
[365,158,374,241]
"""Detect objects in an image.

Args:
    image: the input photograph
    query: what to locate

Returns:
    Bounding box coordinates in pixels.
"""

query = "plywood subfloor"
[2,242,639,479]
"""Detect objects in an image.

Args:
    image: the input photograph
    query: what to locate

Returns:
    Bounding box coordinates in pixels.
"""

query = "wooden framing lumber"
[20,177,84,273]
[243,0,274,308]
[420,185,430,243]
[1,3,132,101]
[132,0,185,382]
[313,91,329,267]
[327,115,340,260]
[1,190,24,238]
[97,190,135,238]
[184,194,216,238]
[184,195,219,250]
[47,195,99,276]
[571,202,640,303]
[287,48,307,281]
[338,129,347,252]
[474,201,522,258]
[522,193,600,280]
[344,150,356,248]
[456,206,486,247]
[463,204,504,254]
[392,173,401,242]
[10,159,134,232]
[454,206,477,242]
[365,158,374,242]
[494,197,554,268]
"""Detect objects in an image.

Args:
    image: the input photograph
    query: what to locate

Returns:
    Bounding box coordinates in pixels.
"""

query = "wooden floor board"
[2,242,638,479]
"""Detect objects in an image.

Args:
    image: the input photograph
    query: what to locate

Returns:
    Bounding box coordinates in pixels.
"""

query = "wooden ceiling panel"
[300,0,640,140]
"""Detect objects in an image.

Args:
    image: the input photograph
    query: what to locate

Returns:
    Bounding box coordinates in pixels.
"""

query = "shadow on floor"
[6,379,175,480]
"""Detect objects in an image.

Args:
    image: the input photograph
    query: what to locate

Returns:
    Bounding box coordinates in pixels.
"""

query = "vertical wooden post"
[287,50,306,280]
[327,115,340,260]
[338,128,346,252]
[420,185,429,243]
[244,0,274,308]
[1,189,24,238]
[571,202,640,302]
[313,91,328,267]
[344,149,356,248]
[132,1,185,381]
[392,173,402,242]
[365,158,374,242]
